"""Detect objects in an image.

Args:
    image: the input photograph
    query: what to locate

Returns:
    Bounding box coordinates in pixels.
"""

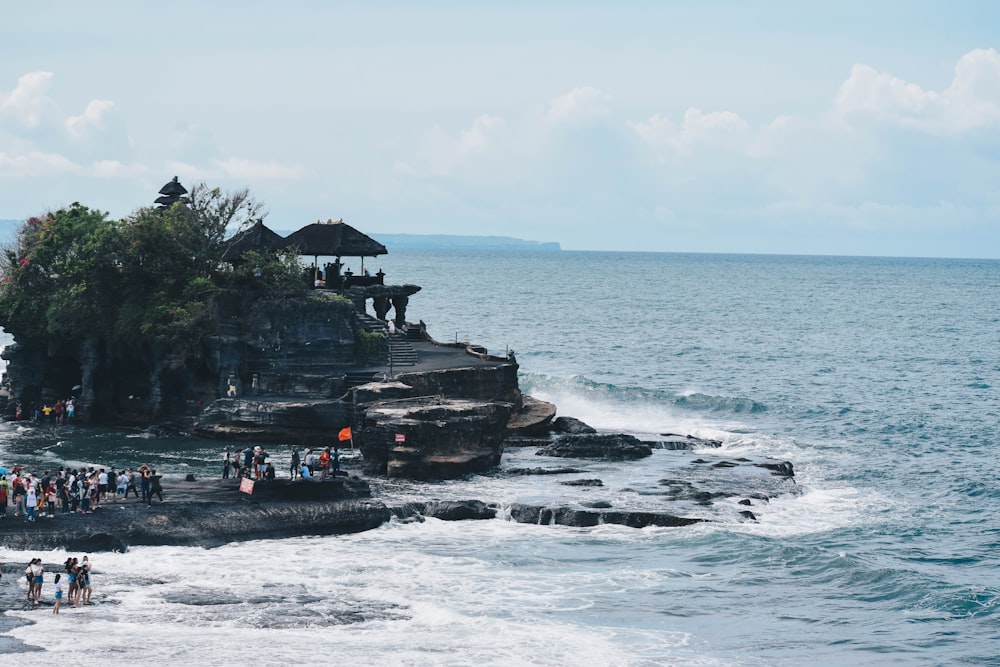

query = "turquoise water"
[1,250,998,665]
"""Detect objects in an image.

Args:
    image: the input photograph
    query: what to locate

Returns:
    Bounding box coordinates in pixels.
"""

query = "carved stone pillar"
[372,296,391,321]
[390,296,409,328]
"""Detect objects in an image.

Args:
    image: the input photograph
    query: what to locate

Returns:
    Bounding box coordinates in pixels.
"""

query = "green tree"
[0,203,118,340]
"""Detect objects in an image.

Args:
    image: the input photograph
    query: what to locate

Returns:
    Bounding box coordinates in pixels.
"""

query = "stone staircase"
[356,313,418,367]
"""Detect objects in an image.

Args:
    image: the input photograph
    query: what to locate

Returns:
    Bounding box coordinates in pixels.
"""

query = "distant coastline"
[346,232,560,251]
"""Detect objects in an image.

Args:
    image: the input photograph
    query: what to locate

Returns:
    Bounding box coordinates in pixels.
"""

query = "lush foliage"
[0,186,303,352]
[356,328,385,361]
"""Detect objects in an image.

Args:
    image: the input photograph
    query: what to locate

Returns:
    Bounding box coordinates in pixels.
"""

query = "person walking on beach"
[53,573,63,614]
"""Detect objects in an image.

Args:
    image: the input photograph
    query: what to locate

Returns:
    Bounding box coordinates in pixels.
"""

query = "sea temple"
[0,177,540,481]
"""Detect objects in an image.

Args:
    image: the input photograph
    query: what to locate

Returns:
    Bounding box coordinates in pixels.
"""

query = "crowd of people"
[0,463,166,519]
[13,397,76,424]
[220,445,345,480]
[8,555,94,613]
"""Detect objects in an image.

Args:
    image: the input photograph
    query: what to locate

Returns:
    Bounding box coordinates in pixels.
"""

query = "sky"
[1,1,999,257]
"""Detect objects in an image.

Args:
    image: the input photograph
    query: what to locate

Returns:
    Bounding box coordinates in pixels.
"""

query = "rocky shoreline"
[0,429,797,554]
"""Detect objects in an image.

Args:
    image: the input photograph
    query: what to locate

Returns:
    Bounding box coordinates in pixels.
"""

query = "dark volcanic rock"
[359,396,512,480]
[506,395,556,436]
[536,433,653,461]
[508,503,704,528]
[656,479,733,504]
[193,397,351,444]
[393,500,497,521]
[550,416,596,434]
[0,479,389,552]
[581,500,613,509]
[755,461,795,478]
[505,467,585,476]
[560,479,604,487]
[651,433,723,450]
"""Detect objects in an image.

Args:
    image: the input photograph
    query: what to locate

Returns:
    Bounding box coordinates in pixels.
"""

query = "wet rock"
[506,395,556,436]
[581,500,613,509]
[652,433,723,450]
[508,503,704,529]
[559,479,604,487]
[550,416,596,434]
[358,396,512,480]
[429,500,491,520]
[505,467,585,476]
[536,433,653,461]
[0,480,389,552]
[755,461,795,478]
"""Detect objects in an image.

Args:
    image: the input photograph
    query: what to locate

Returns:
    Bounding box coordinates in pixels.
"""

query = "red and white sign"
[394,433,406,443]
[239,478,255,495]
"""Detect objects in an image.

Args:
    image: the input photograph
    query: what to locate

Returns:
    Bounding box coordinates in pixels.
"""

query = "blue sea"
[1,250,998,665]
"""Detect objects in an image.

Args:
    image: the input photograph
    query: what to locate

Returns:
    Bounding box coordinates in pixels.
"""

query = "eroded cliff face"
[1,287,529,480]
[0,293,364,423]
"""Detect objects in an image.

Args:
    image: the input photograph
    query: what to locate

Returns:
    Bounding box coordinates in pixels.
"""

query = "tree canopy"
[0,185,303,353]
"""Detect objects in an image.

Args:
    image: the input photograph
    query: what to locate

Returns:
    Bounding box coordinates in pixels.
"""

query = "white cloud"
[411,114,507,177]
[0,71,55,128]
[629,108,750,156]
[66,100,116,140]
[0,150,79,176]
[833,48,1000,134]
[545,86,613,127]
[941,48,1000,132]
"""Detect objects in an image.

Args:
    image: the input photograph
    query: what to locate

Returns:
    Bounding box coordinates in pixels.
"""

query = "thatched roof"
[283,220,387,258]
[221,221,286,261]
[159,176,188,196]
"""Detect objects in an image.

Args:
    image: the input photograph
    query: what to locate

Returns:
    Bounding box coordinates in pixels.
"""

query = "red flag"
[338,426,352,441]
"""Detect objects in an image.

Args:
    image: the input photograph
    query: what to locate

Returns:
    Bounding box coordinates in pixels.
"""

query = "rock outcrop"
[358,396,513,479]
[0,478,388,552]
[536,433,654,460]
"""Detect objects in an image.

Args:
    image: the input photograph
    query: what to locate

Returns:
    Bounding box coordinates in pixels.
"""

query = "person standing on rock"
[0,475,8,518]
[223,447,231,479]
[148,470,164,504]
[12,475,26,517]
[25,480,37,522]
[116,469,128,499]
[125,468,139,499]
[290,448,300,480]
[139,465,151,503]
